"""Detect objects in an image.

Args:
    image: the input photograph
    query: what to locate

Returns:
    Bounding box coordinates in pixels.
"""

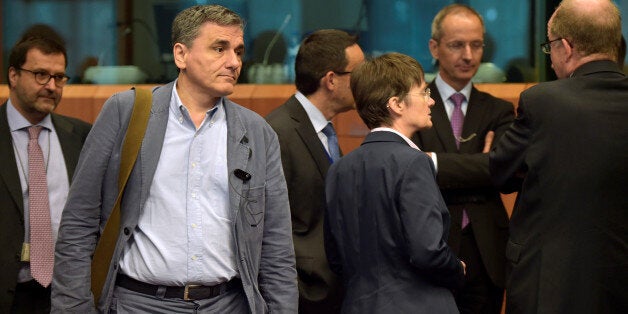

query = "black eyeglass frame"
[540,38,563,54]
[17,67,70,86]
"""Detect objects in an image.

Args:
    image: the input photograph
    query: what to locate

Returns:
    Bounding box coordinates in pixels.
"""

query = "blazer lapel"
[51,114,84,180]
[285,97,331,177]
[428,83,459,152]
[459,87,488,153]
[0,103,24,214]
[224,98,252,221]
[138,84,171,208]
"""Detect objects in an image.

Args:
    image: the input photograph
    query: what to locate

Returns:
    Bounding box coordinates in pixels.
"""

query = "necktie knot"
[28,125,43,140]
[322,122,337,137]
[450,93,466,108]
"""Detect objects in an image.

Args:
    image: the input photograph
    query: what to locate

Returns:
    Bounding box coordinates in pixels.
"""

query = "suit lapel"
[459,87,488,153]
[286,97,331,176]
[51,114,83,180]
[428,83,459,152]
[0,103,24,214]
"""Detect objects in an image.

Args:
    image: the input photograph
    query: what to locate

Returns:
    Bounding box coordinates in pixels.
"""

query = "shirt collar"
[371,127,422,151]
[6,99,53,132]
[170,79,223,125]
[435,73,472,102]
[295,91,329,132]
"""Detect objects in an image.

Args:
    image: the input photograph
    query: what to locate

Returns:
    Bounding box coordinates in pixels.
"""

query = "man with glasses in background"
[490,0,627,313]
[266,29,364,314]
[411,4,514,314]
[0,26,91,313]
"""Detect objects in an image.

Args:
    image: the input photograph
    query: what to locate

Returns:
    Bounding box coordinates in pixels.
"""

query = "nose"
[461,44,473,60]
[44,77,57,89]
[225,49,242,70]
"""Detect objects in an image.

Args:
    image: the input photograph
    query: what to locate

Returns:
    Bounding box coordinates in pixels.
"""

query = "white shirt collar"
[371,127,421,151]
[295,91,329,132]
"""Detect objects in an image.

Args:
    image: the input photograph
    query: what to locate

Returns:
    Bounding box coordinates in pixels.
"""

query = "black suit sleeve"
[489,98,531,193]
[437,99,514,189]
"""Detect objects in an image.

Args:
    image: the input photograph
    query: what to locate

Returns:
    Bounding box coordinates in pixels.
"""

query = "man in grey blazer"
[52,5,297,313]
[0,29,91,313]
[266,29,364,314]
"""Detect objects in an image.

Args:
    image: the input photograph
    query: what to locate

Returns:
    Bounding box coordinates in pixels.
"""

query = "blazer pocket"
[505,239,522,264]
[244,186,265,226]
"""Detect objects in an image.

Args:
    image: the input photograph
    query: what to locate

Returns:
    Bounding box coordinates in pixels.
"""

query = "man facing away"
[0,29,91,313]
[266,29,365,314]
[52,5,297,313]
[490,0,628,313]
[411,4,514,314]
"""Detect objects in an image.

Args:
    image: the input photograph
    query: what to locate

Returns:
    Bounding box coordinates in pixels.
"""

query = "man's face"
[429,13,484,90]
[175,22,245,97]
[333,44,365,113]
[8,48,65,123]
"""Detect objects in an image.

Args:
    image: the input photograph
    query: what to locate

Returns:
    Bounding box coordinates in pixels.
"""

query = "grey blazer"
[51,82,298,313]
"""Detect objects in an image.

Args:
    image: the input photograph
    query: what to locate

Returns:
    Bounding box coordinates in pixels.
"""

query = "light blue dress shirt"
[119,83,236,285]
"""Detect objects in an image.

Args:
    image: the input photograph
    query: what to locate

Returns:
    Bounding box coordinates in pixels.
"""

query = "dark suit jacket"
[490,60,628,314]
[0,102,91,313]
[266,96,343,313]
[411,82,513,288]
[325,131,463,314]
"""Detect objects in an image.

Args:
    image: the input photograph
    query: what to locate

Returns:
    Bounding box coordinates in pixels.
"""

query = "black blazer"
[411,82,514,288]
[266,96,343,313]
[0,103,91,313]
[490,60,628,314]
[325,131,463,314]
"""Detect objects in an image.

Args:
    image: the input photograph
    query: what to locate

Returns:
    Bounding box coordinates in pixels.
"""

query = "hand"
[482,131,495,153]
[460,260,467,275]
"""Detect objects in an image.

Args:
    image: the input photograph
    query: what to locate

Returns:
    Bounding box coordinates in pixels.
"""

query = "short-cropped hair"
[351,53,425,129]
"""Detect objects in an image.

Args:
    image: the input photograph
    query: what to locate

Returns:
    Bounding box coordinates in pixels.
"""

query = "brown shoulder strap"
[91,87,152,303]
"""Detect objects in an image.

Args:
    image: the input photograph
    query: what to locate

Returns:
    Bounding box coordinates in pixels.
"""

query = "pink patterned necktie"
[449,94,470,229]
[450,93,466,149]
[28,125,54,287]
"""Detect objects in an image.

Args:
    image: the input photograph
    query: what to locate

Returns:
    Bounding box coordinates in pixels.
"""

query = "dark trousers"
[455,225,504,314]
[11,280,51,314]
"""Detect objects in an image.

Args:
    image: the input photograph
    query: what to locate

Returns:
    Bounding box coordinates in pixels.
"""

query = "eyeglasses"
[18,68,70,87]
[333,71,352,76]
[408,88,431,102]
[540,38,563,54]
[442,40,485,53]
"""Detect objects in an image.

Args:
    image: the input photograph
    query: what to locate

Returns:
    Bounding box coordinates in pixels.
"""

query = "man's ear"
[173,43,187,70]
[7,67,18,88]
[322,70,336,90]
[561,38,574,59]
[429,38,439,60]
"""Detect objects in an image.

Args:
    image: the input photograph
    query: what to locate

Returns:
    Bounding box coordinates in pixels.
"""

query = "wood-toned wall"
[1,83,530,213]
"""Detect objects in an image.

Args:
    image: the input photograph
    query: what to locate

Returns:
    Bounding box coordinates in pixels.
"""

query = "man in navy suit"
[266,29,365,314]
[490,0,628,313]
[325,52,464,313]
[411,5,514,313]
